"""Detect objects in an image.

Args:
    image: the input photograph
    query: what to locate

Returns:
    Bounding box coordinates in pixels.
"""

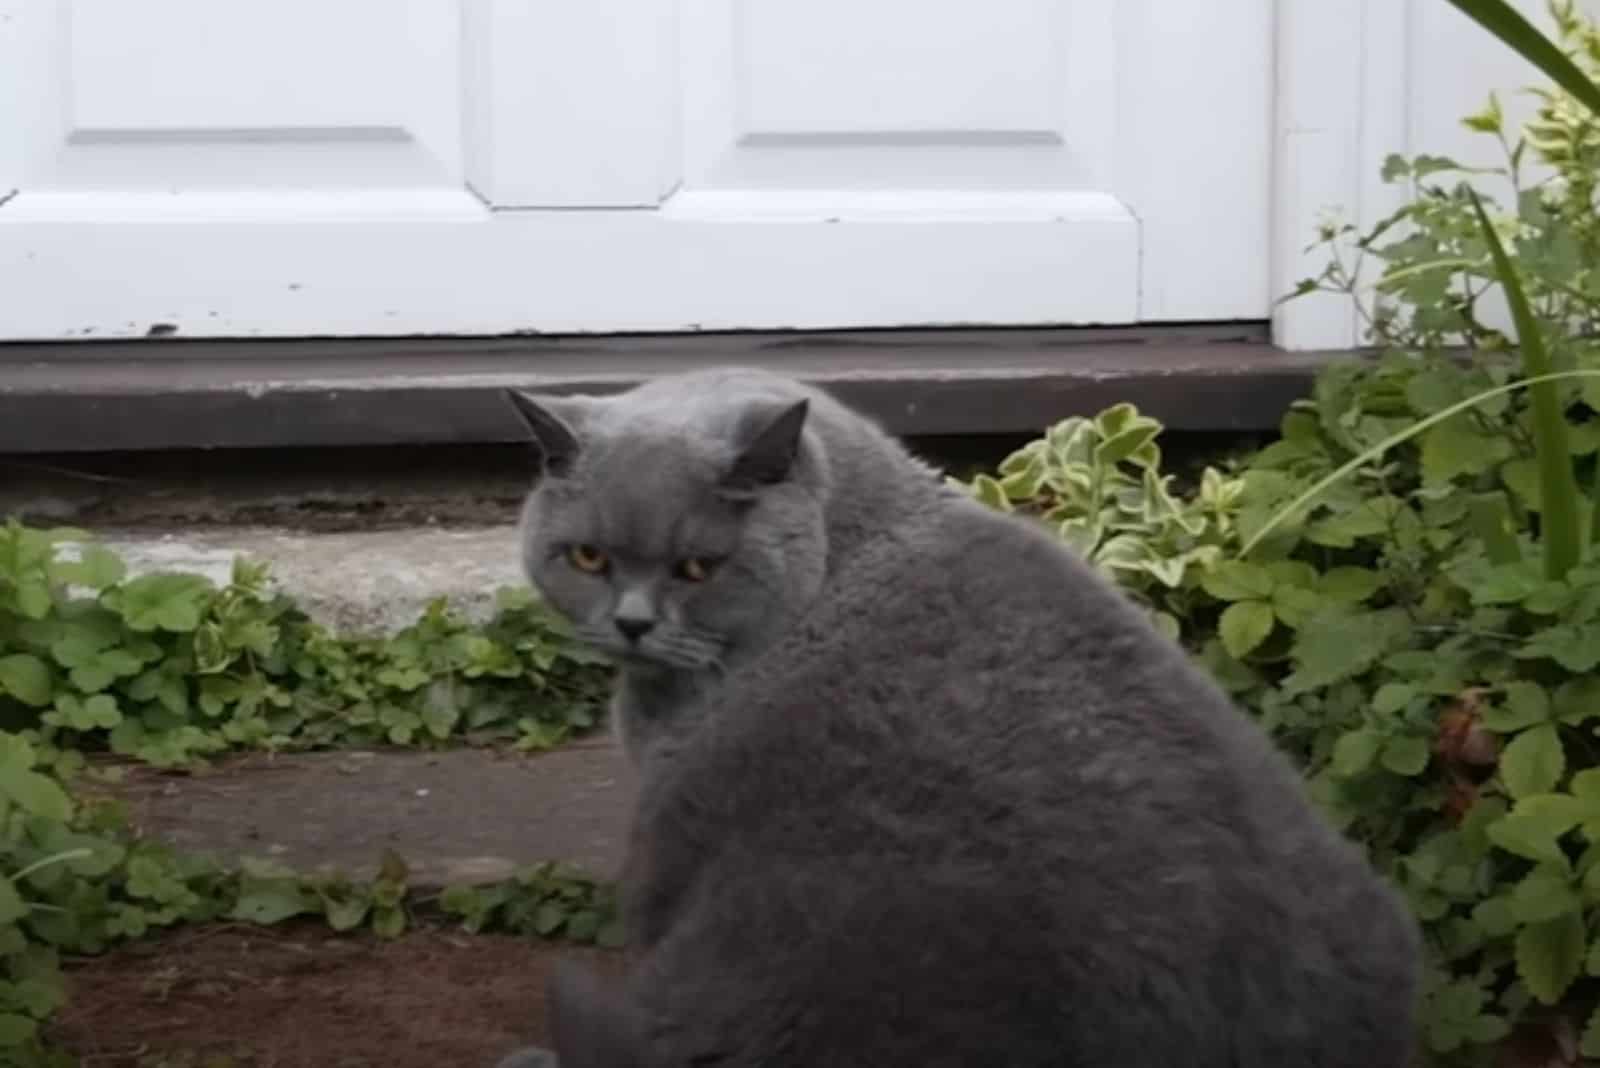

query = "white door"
[0,0,1272,340]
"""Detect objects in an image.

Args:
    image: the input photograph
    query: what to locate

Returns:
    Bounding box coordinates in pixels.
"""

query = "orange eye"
[676,558,714,582]
[567,544,610,574]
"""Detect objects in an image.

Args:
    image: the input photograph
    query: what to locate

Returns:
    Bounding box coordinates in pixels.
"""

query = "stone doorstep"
[87,742,636,888]
[99,523,527,634]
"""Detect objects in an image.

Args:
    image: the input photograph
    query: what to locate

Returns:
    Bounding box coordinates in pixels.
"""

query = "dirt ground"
[49,921,628,1067]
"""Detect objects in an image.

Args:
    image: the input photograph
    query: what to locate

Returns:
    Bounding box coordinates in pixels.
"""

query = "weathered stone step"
[85,742,635,886]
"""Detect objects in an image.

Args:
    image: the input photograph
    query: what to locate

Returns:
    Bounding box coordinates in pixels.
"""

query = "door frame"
[1270,0,1412,352]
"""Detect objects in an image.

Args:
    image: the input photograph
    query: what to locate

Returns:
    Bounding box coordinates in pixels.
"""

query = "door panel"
[0,0,1271,339]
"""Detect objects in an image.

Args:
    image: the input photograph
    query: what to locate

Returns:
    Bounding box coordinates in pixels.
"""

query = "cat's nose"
[615,616,655,642]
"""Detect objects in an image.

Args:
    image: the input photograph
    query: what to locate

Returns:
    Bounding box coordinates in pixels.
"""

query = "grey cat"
[496,368,1421,1068]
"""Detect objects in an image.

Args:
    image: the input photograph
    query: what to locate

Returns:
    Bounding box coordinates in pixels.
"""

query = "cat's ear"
[720,398,809,498]
[505,390,585,477]
[549,962,649,1068]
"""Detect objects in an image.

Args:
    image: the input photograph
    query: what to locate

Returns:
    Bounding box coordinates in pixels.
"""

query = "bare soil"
[50,921,628,1068]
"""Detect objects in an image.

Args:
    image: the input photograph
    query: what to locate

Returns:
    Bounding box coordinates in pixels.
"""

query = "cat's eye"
[566,544,610,575]
[676,558,716,583]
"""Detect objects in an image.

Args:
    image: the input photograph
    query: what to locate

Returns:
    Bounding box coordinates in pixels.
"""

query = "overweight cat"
[494,368,1420,1068]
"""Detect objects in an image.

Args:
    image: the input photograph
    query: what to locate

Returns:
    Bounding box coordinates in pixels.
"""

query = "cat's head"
[507,374,831,672]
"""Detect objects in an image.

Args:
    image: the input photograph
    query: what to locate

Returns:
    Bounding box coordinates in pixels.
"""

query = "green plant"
[951,403,1247,641]
[438,862,623,947]
[0,522,620,1061]
[0,523,610,771]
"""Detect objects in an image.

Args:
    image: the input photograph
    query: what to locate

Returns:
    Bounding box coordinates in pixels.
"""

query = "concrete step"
[86,742,635,886]
[99,524,526,633]
[0,323,1335,452]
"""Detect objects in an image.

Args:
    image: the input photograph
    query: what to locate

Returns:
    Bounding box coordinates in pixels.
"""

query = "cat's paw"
[493,1045,559,1068]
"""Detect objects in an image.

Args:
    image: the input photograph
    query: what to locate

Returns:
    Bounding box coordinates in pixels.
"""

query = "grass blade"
[1446,0,1600,119]
[1468,189,1582,579]
[1469,492,1524,564]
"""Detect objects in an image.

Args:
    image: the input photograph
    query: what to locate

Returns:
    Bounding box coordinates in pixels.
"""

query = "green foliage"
[950,403,1246,641]
[438,861,624,947]
[0,523,610,770]
[0,521,616,1061]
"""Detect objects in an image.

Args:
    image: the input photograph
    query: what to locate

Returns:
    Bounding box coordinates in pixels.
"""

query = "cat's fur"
[498,369,1421,1068]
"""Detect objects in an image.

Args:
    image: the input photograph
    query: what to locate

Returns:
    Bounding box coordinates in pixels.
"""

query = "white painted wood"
[0,0,1265,339]
[1116,0,1273,322]
[27,0,463,193]
[1271,0,1374,352]
[0,213,1138,337]
[0,0,24,202]
[462,0,678,207]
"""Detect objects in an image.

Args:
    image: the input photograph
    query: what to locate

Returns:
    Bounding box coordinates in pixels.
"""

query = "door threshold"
[0,323,1345,453]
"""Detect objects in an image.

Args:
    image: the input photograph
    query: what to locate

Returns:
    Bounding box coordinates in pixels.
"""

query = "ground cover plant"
[0,525,615,1062]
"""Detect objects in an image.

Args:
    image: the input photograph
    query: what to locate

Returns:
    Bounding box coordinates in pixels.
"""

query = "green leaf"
[1372,684,1416,716]
[421,683,460,740]
[1284,609,1410,694]
[371,905,406,939]
[1583,1004,1600,1059]
[1200,562,1275,602]
[1473,896,1519,937]
[1317,567,1384,604]
[1333,729,1383,778]
[1518,624,1600,672]
[1482,682,1551,732]
[1512,869,1581,923]
[1511,794,1589,838]
[1462,90,1505,134]
[564,910,601,943]
[1218,601,1275,659]
[1517,910,1587,1005]
[0,879,27,926]
[969,475,1012,513]
[104,573,215,633]
[1381,735,1431,777]
[0,770,71,824]
[1456,558,1544,605]
[0,1013,36,1048]
[0,655,52,708]
[533,902,567,936]
[1468,492,1522,565]
[1421,414,1513,484]
[1095,422,1162,467]
[1500,724,1565,799]
[230,878,312,925]
[13,581,51,620]
[321,895,371,933]
[1555,678,1600,726]
[53,544,128,590]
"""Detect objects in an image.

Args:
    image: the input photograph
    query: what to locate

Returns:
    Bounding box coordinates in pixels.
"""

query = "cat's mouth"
[574,624,725,673]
